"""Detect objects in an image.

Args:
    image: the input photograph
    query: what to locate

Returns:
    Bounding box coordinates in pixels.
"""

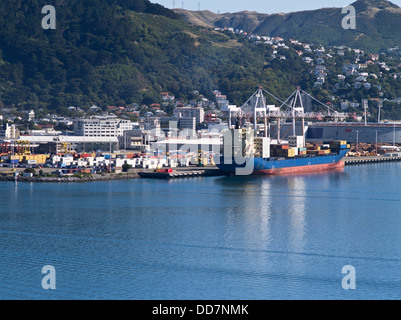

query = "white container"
[289,135,304,148]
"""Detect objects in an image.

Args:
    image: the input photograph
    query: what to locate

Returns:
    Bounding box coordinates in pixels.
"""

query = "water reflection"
[286,176,306,253]
[214,176,273,249]
[259,179,272,245]
[3,164,401,299]
[241,177,273,247]
[215,173,347,255]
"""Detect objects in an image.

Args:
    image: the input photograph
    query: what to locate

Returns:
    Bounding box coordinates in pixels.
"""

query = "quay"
[140,157,401,179]
[138,167,225,179]
[344,156,401,166]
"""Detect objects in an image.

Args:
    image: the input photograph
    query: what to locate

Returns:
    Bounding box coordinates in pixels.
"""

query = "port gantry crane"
[229,86,351,145]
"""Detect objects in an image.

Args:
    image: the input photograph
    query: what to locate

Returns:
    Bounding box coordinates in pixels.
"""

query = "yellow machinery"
[197,150,208,167]
[59,142,72,155]
[15,140,31,155]
[209,155,215,166]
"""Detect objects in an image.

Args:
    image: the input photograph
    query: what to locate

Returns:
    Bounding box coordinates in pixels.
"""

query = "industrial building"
[306,123,401,144]
[16,136,119,154]
[174,106,205,125]
[73,115,132,137]
[264,121,401,145]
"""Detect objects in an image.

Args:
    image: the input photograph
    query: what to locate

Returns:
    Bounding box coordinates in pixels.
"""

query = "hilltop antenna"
[198,2,200,11]
[173,0,176,9]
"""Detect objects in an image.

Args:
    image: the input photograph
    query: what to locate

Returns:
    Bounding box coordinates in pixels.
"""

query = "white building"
[174,106,205,125]
[0,123,20,139]
[74,115,132,137]
[28,110,35,121]
[178,117,196,132]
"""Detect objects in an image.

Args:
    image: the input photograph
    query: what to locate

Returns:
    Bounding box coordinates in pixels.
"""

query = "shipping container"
[270,144,289,150]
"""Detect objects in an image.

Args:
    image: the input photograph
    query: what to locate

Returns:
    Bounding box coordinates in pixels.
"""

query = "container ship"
[216,86,350,175]
[216,130,350,175]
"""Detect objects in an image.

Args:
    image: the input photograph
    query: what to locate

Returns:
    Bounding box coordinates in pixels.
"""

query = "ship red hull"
[253,161,345,175]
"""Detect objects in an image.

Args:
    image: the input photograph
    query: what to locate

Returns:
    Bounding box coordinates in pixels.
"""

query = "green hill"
[2,0,401,120]
[0,0,302,114]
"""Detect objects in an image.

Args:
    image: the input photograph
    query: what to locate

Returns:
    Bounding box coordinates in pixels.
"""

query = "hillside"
[0,0,303,114]
[174,9,267,31]
[176,0,401,53]
[2,0,401,120]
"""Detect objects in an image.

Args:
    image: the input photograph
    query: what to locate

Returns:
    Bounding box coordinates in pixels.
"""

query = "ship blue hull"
[216,149,349,175]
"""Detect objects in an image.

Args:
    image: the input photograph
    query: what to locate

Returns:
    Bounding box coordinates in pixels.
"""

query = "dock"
[138,167,225,179]
[344,156,401,166]
[139,157,401,179]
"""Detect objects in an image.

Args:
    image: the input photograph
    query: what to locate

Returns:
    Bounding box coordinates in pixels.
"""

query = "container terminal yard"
[2,88,401,180]
[2,132,401,181]
[0,139,223,181]
[1,136,401,181]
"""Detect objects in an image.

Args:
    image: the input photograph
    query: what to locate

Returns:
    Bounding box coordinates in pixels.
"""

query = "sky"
[150,0,401,14]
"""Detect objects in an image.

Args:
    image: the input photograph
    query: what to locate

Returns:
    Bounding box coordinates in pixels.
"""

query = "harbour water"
[1,163,401,300]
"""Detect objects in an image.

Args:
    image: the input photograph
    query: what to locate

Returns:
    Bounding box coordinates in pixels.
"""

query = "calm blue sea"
[1,163,401,300]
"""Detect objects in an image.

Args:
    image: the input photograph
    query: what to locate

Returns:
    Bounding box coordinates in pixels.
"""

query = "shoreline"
[0,172,140,183]
[0,166,223,183]
[4,156,399,183]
